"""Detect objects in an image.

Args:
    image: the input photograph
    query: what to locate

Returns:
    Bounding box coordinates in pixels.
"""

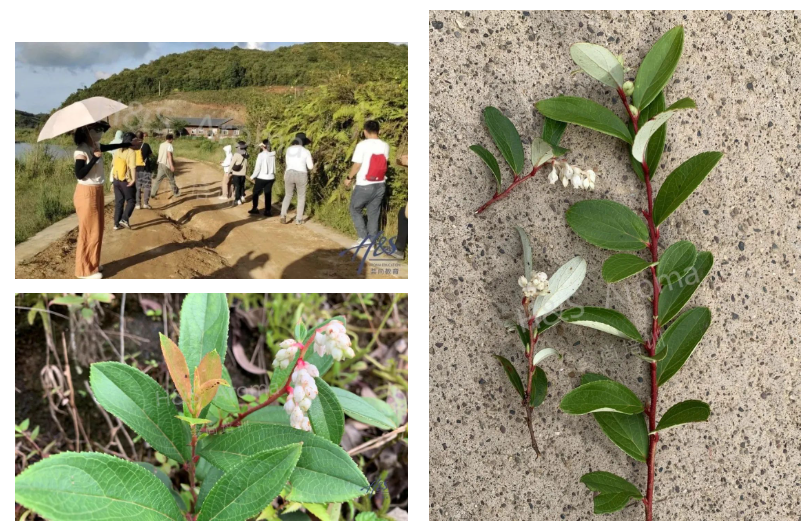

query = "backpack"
[366,153,388,182]
[112,152,129,181]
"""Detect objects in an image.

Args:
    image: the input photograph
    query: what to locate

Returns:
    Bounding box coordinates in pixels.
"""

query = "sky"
[14,42,302,113]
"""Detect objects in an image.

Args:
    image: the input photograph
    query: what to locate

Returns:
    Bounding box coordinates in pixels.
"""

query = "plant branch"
[522,299,540,459]
[475,161,553,215]
[619,87,661,521]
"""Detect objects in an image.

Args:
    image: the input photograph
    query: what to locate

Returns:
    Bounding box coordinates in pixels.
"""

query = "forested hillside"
[62,42,407,107]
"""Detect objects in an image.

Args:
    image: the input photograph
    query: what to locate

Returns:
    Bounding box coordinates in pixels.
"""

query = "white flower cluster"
[518,270,550,299]
[314,321,355,362]
[283,360,320,431]
[547,161,597,191]
[272,338,300,370]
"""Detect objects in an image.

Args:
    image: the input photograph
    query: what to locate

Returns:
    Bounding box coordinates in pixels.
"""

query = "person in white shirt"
[344,120,389,247]
[280,133,313,225]
[248,139,276,216]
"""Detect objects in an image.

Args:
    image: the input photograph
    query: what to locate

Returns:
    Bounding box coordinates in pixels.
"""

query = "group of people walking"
[70,119,407,278]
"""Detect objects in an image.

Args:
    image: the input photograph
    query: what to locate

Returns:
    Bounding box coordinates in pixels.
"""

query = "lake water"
[15,142,72,160]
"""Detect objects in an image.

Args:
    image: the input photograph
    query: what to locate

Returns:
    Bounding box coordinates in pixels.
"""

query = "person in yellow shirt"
[112,132,140,229]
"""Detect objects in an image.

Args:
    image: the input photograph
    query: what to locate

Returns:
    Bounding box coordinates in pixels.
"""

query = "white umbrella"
[37,96,127,142]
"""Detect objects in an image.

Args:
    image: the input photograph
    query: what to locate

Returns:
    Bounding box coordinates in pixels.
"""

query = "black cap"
[294,132,311,146]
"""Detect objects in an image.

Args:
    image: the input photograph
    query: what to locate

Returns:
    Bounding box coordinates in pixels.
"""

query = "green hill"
[61,42,407,107]
[15,110,48,129]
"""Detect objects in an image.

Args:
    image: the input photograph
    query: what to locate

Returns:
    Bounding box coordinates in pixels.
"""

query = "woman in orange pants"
[72,122,134,278]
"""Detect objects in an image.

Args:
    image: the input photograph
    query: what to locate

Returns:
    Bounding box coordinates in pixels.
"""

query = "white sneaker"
[352,238,371,248]
[119,220,131,229]
[135,204,141,210]
[113,224,120,230]
[77,272,103,279]
[236,200,242,205]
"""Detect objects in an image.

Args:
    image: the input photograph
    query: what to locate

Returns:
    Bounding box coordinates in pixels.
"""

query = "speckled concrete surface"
[429,10,800,521]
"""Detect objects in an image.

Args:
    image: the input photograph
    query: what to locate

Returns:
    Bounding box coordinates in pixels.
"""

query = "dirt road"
[15,158,405,279]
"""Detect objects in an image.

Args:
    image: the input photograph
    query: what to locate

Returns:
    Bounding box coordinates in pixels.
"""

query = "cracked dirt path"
[15,158,404,279]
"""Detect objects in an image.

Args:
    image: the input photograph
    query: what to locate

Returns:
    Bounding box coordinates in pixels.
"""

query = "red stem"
[520,299,541,458]
[619,87,661,521]
[475,161,552,215]
[189,427,198,513]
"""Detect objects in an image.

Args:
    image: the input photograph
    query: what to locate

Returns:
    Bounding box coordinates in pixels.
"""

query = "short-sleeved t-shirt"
[351,138,389,185]
[74,144,105,186]
[157,141,174,166]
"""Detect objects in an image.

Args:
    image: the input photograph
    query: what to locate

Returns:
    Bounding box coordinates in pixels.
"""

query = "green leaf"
[175,414,211,425]
[570,43,624,88]
[560,307,644,342]
[541,117,567,145]
[533,256,587,319]
[535,96,632,144]
[658,251,713,325]
[566,200,650,251]
[212,366,240,414]
[580,373,609,385]
[667,97,696,111]
[50,295,85,306]
[308,377,345,445]
[594,412,649,462]
[579,374,648,462]
[136,462,186,513]
[242,405,289,425]
[197,465,224,508]
[529,368,548,408]
[90,362,190,462]
[653,151,723,225]
[530,137,555,168]
[581,471,643,514]
[294,322,306,342]
[331,387,398,430]
[483,106,524,174]
[535,311,562,336]
[654,400,711,432]
[602,253,651,283]
[657,241,697,287]
[515,226,533,280]
[560,380,643,415]
[470,145,501,192]
[178,293,229,384]
[632,26,684,110]
[632,110,676,162]
[197,424,369,503]
[197,444,302,521]
[81,307,94,322]
[15,452,185,521]
[515,324,530,350]
[88,293,114,303]
[656,307,711,386]
[493,355,524,398]
[532,347,559,366]
[630,91,666,180]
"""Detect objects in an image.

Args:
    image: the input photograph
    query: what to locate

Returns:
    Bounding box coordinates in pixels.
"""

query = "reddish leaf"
[159,333,191,406]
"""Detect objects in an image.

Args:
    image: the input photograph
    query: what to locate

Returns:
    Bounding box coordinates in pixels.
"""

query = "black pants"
[252,178,274,214]
[396,206,408,252]
[233,175,246,202]
[113,180,136,226]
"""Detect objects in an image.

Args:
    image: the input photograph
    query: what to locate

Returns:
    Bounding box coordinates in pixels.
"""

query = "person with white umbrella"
[38,96,131,278]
